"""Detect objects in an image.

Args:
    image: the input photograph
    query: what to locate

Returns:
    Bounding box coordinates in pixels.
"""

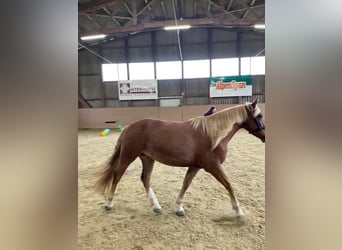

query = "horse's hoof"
[235,209,245,218]
[176,210,185,216]
[153,208,163,214]
[235,214,245,223]
[104,205,113,211]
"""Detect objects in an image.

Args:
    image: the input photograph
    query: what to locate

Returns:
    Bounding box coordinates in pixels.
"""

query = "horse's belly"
[142,146,195,167]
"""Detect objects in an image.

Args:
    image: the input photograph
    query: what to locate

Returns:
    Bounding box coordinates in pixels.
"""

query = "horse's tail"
[94,137,122,195]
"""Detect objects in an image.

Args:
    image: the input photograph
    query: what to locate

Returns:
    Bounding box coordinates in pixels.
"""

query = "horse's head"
[242,99,265,143]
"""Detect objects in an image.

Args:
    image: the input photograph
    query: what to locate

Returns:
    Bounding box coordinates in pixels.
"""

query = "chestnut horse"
[95,99,265,218]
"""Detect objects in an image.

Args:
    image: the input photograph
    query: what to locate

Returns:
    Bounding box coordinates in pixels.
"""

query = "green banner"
[210,75,253,97]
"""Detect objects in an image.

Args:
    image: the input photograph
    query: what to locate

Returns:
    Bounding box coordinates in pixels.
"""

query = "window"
[129,62,155,80]
[183,59,210,78]
[240,56,265,75]
[156,61,182,80]
[101,63,128,81]
[240,57,251,75]
[211,58,239,77]
[251,56,265,75]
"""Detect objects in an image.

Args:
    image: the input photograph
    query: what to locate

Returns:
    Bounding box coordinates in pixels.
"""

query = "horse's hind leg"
[139,154,162,214]
[105,157,137,210]
[175,167,200,216]
[205,164,244,218]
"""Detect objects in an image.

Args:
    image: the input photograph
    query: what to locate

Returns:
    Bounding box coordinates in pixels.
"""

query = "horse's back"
[123,118,194,145]
[122,118,204,166]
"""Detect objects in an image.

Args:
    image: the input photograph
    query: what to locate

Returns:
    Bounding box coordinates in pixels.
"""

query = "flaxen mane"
[189,104,248,150]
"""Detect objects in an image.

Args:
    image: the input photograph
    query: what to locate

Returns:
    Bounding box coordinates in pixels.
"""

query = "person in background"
[204,106,217,116]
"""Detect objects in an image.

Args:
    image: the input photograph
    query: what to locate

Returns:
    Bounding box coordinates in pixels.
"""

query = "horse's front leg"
[205,164,244,218]
[140,155,162,214]
[175,167,200,216]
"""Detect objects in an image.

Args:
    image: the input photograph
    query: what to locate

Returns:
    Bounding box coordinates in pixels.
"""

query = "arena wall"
[78,103,265,128]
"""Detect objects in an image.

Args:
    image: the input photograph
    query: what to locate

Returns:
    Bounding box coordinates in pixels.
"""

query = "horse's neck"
[218,123,241,147]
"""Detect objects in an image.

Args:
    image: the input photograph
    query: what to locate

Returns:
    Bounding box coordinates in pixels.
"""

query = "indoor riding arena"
[78,1,265,249]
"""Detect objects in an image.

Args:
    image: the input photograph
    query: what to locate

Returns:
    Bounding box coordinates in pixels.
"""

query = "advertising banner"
[210,76,253,97]
[118,80,158,100]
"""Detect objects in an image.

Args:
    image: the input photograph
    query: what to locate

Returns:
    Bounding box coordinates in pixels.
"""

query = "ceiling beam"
[203,0,238,20]
[137,0,156,16]
[101,7,112,28]
[104,5,123,26]
[123,2,133,16]
[86,14,101,29]
[230,4,264,14]
[79,4,265,21]
[131,0,137,25]
[101,6,124,28]
[142,0,161,22]
[234,0,262,19]
[161,1,167,19]
[227,0,234,11]
[193,1,198,16]
[79,17,255,37]
[143,0,153,17]
[79,0,124,13]
[242,0,254,19]
[196,0,213,18]
[102,7,111,14]
[79,12,131,19]
[218,0,225,11]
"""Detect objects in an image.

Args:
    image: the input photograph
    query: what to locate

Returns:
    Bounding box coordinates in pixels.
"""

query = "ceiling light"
[164,25,191,31]
[253,24,265,29]
[80,34,106,41]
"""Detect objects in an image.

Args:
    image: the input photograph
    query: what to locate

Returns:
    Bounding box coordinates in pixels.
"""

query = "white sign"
[118,80,158,100]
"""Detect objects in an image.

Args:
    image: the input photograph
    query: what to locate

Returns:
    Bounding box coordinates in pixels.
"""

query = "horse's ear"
[251,98,258,108]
